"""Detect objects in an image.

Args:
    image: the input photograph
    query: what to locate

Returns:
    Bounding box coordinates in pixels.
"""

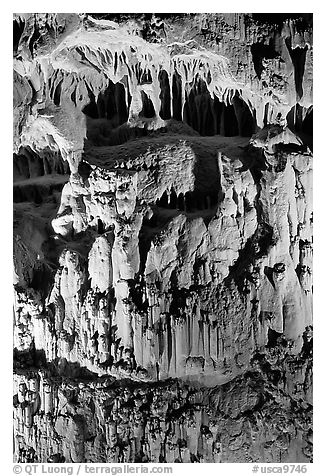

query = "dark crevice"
[83,80,132,145]
[83,80,130,124]
[128,277,149,312]
[221,103,239,137]
[184,78,215,136]
[138,215,155,275]
[97,218,104,234]
[251,41,280,80]
[172,72,182,121]
[267,328,283,348]
[232,94,256,136]
[13,181,66,205]
[140,91,156,118]
[302,107,313,135]
[14,149,69,181]
[285,39,308,101]
[77,160,92,181]
[183,78,254,137]
[226,222,275,291]
[13,18,25,53]
[135,66,152,85]
[287,104,313,150]
[251,13,313,30]
[287,104,303,132]
[53,79,63,106]
[155,188,219,213]
[83,89,99,119]
[159,70,171,120]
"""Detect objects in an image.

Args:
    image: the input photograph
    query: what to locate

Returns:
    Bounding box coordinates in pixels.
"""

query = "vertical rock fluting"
[13,13,313,463]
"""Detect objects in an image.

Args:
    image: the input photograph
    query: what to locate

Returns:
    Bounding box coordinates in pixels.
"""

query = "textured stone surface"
[13,13,313,463]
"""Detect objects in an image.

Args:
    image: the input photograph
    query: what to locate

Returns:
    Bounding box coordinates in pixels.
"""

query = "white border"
[2,3,325,472]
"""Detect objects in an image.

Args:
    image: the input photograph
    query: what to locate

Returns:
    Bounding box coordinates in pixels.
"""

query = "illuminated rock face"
[13,13,313,463]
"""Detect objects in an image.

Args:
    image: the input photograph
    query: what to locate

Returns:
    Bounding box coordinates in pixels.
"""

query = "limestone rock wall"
[13,13,313,463]
[13,333,312,463]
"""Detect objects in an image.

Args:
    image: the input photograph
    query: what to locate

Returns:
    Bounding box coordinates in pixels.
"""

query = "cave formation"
[13,13,313,464]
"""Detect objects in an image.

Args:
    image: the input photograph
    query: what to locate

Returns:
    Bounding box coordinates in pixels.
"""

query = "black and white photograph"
[11,8,315,469]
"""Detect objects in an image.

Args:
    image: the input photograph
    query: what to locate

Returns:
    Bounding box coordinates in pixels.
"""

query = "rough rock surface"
[13,13,313,463]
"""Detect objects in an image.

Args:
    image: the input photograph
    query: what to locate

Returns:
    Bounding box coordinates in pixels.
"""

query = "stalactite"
[172,73,183,121]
